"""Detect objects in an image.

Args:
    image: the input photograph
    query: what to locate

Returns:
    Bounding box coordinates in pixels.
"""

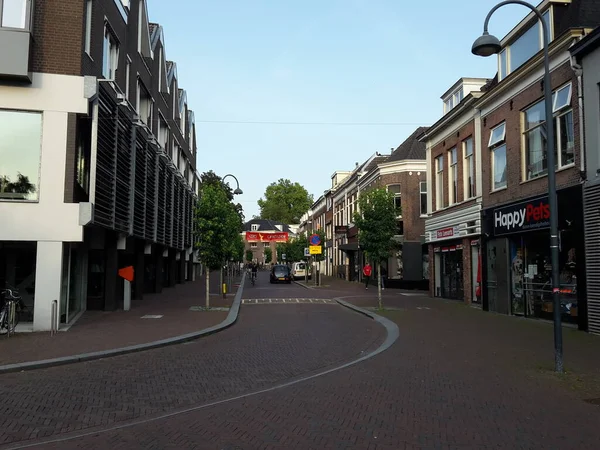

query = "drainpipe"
[570,54,585,177]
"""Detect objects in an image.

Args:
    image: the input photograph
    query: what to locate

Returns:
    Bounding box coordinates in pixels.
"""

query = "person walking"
[363,262,372,290]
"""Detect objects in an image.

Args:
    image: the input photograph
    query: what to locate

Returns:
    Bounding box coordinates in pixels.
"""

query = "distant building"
[242,219,295,264]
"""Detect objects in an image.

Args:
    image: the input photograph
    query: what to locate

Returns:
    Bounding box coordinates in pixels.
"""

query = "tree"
[353,188,399,309]
[264,247,273,264]
[257,179,313,224]
[195,183,243,308]
[245,250,253,263]
[0,173,36,199]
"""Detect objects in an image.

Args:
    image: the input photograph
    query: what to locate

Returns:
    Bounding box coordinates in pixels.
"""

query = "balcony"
[0,0,34,82]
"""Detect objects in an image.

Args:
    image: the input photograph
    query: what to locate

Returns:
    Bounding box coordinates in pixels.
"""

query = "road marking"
[269,299,272,303]
[296,299,299,303]
[141,315,163,319]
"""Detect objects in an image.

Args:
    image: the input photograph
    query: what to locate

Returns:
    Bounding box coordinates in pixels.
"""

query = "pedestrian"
[363,262,372,289]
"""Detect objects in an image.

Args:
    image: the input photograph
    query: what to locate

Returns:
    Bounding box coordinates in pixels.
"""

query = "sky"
[147,0,533,220]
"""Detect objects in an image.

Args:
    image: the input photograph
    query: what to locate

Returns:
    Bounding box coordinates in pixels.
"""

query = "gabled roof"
[244,219,294,234]
[387,127,429,162]
[166,60,177,83]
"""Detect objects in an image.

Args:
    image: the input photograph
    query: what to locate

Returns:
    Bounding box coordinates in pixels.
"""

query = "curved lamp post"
[222,174,243,195]
[472,0,563,373]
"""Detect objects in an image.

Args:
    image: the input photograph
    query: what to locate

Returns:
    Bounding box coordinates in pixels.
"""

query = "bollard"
[7,301,16,338]
[51,300,58,336]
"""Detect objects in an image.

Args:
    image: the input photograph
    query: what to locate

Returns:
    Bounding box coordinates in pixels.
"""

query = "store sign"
[493,196,550,236]
[434,226,459,240]
[245,232,289,242]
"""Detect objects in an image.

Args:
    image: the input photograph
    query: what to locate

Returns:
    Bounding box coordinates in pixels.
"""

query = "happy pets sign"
[493,196,550,235]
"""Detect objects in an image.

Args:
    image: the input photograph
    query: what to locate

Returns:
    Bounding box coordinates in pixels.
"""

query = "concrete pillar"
[133,243,145,300]
[104,235,118,311]
[167,250,177,287]
[33,241,63,331]
[178,251,186,284]
[154,247,163,293]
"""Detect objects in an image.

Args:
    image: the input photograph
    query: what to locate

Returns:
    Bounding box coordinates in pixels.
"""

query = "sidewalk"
[299,275,600,400]
[0,271,241,366]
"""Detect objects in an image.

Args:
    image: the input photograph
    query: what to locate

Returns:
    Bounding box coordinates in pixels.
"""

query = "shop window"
[523,83,574,180]
[448,147,458,205]
[489,123,507,190]
[435,155,444,209]
[0,110,42,201]
[463,137,475,199]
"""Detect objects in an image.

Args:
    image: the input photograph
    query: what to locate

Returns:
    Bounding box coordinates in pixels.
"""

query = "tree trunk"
[205,269,210,309]
[377,261,383,310]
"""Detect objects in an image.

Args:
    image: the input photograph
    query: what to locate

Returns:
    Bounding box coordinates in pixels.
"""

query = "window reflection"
[0,110,42,201]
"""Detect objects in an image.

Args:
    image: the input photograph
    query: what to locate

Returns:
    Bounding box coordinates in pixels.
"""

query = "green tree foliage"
[276,229,326,263]
[199,170,245,222]
[245,250,253,262]
[257,179,313,224]
[195,183,243,307]
[264,247,273,264]
[353,188,399,309]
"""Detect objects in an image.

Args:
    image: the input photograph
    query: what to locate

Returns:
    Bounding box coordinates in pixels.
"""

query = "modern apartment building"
[0,0,199,330]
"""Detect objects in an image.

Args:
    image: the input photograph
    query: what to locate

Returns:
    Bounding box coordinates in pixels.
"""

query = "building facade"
[476,0,598,330]
[422,79,487,304]
[570,26,600,334]
[242,219,293,265]
[0,0,199,330]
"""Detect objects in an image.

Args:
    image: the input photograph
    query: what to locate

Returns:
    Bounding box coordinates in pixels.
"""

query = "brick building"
[242,219,294,265]
[0,0,199,330]
[475,0,600,330]
[421,78,488,304]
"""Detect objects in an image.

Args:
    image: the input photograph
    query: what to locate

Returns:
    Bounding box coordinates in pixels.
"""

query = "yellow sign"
[309,245,322,255]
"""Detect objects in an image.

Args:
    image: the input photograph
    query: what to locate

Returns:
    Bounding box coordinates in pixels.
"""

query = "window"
[499,9,551,80]
[136,80,152,125]
[158,48,163,92]
[250,243,257,248]
[0,110,42,201]
[157,115,169,149]
[435,155,444,209]
[463,137,475,199]
[180,101,186,133]
[420,181,427,215]
[448,148,458,205]
[523,83,574,180]
[1,0,28,29]
[387,184,401,215]
[251,224,259,231]
[489,123,507,190]
[102,25,118,80]
[84,0,93,54]
[125,58,131,100]
[76,130,90,195]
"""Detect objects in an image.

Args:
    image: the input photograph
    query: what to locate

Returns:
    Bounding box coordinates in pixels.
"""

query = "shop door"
[442,250,463,300]
[486,238,510,314]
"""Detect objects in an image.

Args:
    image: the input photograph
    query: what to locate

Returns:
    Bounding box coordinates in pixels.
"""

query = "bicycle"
[0,288,22,336]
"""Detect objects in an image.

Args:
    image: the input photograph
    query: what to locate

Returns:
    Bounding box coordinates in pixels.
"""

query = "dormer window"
[499,9,551,81]
[251,224,259,231]
[444,89,464,113]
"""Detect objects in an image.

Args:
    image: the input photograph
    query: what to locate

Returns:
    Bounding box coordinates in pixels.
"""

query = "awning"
[339,243,359,252]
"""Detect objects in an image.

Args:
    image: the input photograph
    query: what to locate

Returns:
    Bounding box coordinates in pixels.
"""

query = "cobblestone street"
[1,272,599,449]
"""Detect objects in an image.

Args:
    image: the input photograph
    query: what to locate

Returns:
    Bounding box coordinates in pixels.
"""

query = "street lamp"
[222,174,243,195]
[472,0,563,373]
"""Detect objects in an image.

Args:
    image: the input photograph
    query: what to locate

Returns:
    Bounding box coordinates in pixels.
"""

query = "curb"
[0,273,246,375]
[293,280,314,290]
[334,297,400,354]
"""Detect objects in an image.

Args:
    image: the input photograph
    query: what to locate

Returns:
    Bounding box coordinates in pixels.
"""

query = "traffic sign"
[309,245,322,255]
[309,234,321,246]
[282,254,286,260]
[304,247,310,257]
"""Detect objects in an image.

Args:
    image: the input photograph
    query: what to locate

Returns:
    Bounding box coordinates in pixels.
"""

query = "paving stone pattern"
[42,304,600,450]
[0,303,384,447]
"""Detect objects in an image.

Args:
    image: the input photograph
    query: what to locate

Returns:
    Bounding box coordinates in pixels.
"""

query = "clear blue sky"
[148,0,532,220]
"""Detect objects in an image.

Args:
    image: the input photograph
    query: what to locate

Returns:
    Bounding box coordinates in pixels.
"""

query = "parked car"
[291,261,311,280]
[270,264,292,284]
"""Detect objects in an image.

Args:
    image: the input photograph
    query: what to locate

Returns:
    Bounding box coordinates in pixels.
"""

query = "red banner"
[245,232,289,243]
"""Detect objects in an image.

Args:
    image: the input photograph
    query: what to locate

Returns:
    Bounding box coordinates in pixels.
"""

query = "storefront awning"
[339,243,359,252]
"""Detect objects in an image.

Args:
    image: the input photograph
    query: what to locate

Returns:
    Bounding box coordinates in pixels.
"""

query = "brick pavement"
[0,271,237,366]
[0,299,384,447]
[41,295,600,450]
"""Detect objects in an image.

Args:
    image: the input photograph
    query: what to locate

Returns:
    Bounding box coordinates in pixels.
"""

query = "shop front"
[481,187,587,329]
[426,204,482,304]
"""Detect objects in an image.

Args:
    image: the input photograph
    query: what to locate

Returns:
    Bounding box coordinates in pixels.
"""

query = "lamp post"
[472,0,563,373]
[221,174,243,294]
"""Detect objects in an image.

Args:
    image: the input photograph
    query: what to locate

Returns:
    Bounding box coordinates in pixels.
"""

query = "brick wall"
[430,119,478,213]
[31,0,84,75]
[376,171,426,242]
[481,61,582,208]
